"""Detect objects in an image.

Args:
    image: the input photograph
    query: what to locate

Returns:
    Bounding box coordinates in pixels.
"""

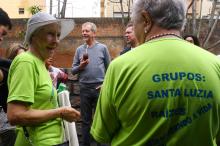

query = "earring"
[144,28,148,34]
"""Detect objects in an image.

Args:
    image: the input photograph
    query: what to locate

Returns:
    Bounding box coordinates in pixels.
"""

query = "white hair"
[82,22,97,32]
[132,0,187,30]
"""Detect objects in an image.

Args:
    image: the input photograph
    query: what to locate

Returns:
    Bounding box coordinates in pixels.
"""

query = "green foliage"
[28,6,42,15]
[18,30,25,39]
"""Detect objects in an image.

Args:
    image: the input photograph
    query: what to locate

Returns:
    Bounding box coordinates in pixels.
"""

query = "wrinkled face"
[185,37,194,44]
[125,26,136,45]
[32,23,60,61]
[0,25,9,45]
[82,24,95,42]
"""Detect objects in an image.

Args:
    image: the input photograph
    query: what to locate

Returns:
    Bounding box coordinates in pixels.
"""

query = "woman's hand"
[7,102,80,126]
[60,106,81,122]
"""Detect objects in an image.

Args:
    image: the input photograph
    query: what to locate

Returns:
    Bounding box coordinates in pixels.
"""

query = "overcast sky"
[46,0,100,18]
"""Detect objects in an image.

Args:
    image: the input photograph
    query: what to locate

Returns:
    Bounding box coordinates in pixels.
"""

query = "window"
[113,12,129,18]
[18,8,24,14]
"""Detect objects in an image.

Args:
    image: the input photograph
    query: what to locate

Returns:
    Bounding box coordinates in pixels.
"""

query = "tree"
[55,0,68,18]
[187,0,220,50]
[202,0,220,48]
[108,0,220,50]
[108,0,133,26]
[60,0,68,18]
[49,0,53,14]
[197,0,203,38]
[28,5,42,15]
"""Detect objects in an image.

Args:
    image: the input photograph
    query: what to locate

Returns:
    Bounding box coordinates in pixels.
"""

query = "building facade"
[102,0,213,18]
[0,0,46,18]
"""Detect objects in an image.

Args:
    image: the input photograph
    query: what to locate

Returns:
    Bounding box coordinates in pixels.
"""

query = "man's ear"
[93,31,96,37]
[141,11,152,34]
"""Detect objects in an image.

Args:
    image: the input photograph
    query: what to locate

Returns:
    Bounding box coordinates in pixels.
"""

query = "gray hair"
[132,0,187,30]
[82,22,97,32]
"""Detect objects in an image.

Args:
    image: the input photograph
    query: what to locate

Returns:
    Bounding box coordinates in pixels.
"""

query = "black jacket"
[0,58,11,112]
[120,47,131,55]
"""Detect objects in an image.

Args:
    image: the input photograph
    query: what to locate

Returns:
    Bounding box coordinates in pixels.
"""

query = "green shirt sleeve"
[8,61,36,104]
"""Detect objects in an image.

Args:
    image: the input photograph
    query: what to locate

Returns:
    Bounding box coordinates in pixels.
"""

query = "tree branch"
[203,11,220,48]
[207,39,220,50]
[187,0,195,11]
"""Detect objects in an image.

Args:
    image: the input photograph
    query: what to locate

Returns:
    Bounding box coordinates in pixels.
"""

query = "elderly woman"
[91,0,220,146]
[7,12,80,146]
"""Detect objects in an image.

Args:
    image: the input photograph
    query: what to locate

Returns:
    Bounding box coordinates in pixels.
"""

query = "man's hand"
[79,58,89,70]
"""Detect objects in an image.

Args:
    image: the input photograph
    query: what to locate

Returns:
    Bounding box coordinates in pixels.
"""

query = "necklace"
[145,33,182,42]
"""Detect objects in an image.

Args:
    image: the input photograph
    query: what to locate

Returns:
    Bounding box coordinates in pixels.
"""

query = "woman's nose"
[53,34,60,43]
[56,36,60,43]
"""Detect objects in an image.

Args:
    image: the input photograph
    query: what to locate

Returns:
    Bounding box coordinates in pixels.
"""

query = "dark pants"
[0,109,16,146]
[80,83,101,146]
[0,129,16,146]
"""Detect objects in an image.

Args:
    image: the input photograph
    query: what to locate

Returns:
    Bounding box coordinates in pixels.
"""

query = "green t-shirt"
[7,52,63,146]
[91,38,220,146]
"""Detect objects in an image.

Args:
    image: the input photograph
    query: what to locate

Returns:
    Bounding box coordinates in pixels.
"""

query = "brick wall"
[1,18,220,68]
[1,18,125,68]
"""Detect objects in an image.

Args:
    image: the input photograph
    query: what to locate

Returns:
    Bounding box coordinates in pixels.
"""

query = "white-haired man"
[72,22,111,146]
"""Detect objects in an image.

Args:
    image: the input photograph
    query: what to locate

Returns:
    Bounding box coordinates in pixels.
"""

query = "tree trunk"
[202,0,217,47]
[208,0,217,28]
[108,0,127,25]
[187,0,195,12]
[127,0,131,20]
[197,0,203,38]
[58,0,60,18]
[49,0,52,15]
[203,11,220,48]
[60,0,67,18]
[120,0,125,26]
[192,0,197,35]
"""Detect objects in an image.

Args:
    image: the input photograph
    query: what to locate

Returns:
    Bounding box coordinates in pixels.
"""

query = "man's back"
[91,38,220,146]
